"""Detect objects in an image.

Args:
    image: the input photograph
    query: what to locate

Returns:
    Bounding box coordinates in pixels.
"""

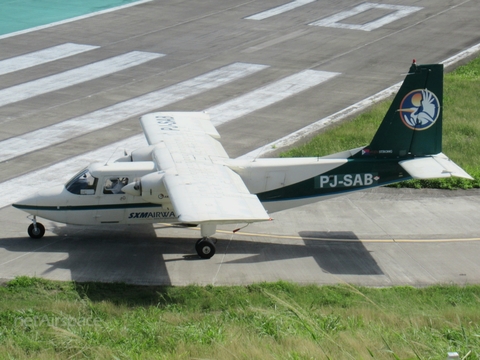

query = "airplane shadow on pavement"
[0,224,383,285]
[221,230,383,276]
[300,231,383,275]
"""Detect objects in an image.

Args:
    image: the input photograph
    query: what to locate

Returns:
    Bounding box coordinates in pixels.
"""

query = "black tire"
[28,223,45,239]
[195,238,216,259]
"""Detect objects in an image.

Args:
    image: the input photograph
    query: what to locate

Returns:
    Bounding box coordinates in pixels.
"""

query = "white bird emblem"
[400,89,439,130]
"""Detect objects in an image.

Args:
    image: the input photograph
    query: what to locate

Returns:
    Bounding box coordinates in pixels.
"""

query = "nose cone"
[12,185,66,214]
[12,193,39,212]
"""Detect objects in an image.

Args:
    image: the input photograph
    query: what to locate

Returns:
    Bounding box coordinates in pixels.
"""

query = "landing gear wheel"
[28,223,45,239]
[195,238,216,259]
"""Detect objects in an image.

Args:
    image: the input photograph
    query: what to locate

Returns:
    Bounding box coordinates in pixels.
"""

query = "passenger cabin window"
[65,169,98,195]
[103,177,128,195]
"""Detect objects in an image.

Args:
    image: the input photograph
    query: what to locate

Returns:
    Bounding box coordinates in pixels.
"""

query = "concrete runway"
[0,0,479,285]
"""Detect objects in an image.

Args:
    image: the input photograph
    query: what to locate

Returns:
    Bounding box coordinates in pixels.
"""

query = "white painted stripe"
[1,68,333,206]
[310,3,422,31]
[239,42,480,159]
[245,0,316,20]
[0,51,163,108]
[442,42,480,69]
[3,43,480,208]
[0,0,154,40]
[0,63,268,162]
[0,43,99,76]
[207,70,339,126]
[239,83,401,160]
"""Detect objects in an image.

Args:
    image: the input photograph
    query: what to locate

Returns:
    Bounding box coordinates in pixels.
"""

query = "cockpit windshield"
[65,168,98,195]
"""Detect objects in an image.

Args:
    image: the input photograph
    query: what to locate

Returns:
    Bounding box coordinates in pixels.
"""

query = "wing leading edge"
[140,112,270,224]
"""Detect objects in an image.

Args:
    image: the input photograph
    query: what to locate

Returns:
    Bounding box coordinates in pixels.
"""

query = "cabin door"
[95,176,129,224]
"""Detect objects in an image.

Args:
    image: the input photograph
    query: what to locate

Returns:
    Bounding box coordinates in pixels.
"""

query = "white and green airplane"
[13,61,472,258]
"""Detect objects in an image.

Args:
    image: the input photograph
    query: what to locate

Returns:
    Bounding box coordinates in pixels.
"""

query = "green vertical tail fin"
[355,61,443,158]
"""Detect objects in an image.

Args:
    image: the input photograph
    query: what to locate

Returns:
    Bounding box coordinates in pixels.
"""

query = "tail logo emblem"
[399,89,440,130]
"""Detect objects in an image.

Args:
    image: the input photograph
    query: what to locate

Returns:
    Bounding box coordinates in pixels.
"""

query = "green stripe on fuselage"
[12,203,162,212]
[256,158,411,202]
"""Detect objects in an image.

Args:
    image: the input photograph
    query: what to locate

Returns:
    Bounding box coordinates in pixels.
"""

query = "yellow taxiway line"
[162,224,480,244]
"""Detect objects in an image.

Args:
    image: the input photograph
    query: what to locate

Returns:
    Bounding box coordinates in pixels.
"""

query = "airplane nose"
[12,185,66,212]
[12,193,39,211]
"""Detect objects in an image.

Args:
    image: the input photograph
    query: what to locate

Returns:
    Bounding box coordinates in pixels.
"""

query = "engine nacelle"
[131,145,156,162]
[114,145,156,162]
[122,172,168,204]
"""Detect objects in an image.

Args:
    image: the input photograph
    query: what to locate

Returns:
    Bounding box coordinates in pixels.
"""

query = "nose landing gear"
[27,216,45,239]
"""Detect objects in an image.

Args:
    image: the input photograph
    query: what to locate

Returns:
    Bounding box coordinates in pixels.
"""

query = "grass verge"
[281,57,480,189]
[1,277,479,359]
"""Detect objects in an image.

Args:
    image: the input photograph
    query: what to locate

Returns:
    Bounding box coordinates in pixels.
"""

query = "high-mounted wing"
[140,112,270,224]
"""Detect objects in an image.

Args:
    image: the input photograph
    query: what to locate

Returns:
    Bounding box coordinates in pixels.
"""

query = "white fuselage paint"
[0,51,164,108]
[0,43,99,76]
[245,0,316,20]
[0,63,268,162]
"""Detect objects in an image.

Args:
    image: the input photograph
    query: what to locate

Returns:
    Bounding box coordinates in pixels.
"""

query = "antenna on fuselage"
[252,143,274,162]
[105,147,120,165]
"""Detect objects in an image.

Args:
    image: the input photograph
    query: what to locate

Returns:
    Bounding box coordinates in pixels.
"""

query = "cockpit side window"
[103,177,128,194]
[65,169,98,195]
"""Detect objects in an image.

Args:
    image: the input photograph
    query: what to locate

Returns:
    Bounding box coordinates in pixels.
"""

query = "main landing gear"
[195,238,216,259]
[27,216,45,239]
[194,223,217,259]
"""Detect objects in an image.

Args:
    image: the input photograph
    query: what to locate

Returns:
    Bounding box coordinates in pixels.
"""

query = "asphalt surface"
[0,0,479,286]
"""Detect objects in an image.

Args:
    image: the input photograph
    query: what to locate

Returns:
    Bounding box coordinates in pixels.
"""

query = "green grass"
[1,277,479,359]
[281,57,480,189]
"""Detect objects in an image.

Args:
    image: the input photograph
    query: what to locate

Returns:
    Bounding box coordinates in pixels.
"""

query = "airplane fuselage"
[13,150,411,225]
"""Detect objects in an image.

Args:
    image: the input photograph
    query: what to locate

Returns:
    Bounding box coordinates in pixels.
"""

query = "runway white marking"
[0,43,99,76]
[239,82,401,160]
[239,41,480,159]
[0,63,268,163]
[2,43,480,208]
[310,2,422,31]
[207,70,339,126]
[0,68,334,207]
[245,0,316,20]
[0,51,164,108]
[1,135,147,209]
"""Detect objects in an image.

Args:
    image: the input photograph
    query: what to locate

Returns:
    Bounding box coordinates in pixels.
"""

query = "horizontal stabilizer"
[399,153,473,180]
